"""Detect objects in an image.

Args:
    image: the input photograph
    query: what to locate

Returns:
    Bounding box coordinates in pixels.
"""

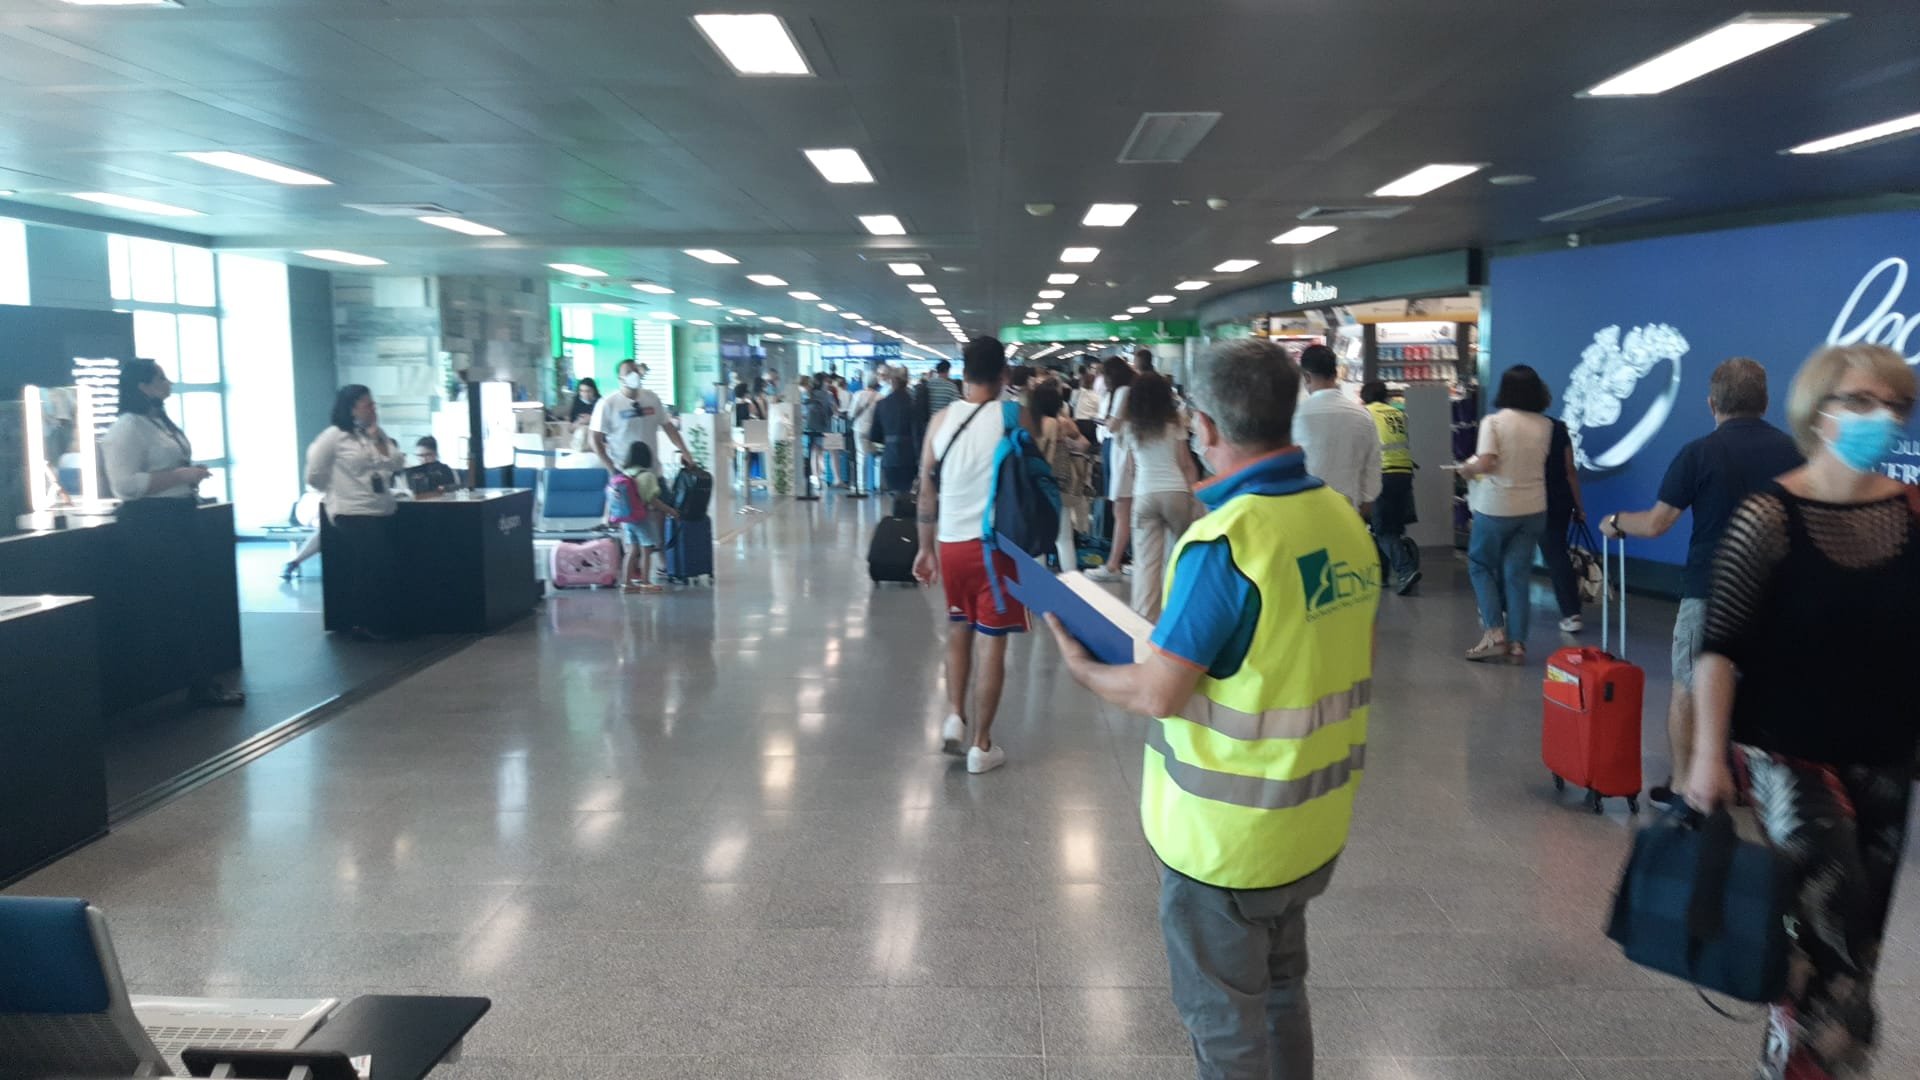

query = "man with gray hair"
[1602,356,1801,807]
[1049,338,1380,1079]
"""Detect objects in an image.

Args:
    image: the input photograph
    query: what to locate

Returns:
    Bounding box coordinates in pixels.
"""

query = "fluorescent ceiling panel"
[69,192,201,217]
[818,303,837,311]
[648,311,680,321]
[1272,225,1338,245]
[1060,247,1100,263]
[1032,302,1055,310]
[302,249,386,267]
[689,319,714,326]
[178,151,330,186]
[747,274,787,286]
[632,283,674,294]
[1212,259,1260,273]
[1147,294,1175,303]
[1113,314,1135,321]
[1370,164,1486,198]
[788,290,820,300]
[692,13,812,76]
[729,308,755,316]
[839,312,863,319]
[1047,273,1080,285]
[1082,203,1139,227]
[919,296,944,305]
[1581,13,1840,97]
[859,214,907,236]
[888,263,925,277]
[908,283,937,294]
[688,297,723,306]
[802,148,875,184]
[684,248,738,264]
[1784,110,1920,154]
[1173,280,1210,291]
[548,262,605,277]
[1127,306,1151,314]
[418,215,504,236]
[1037,289,1065,299]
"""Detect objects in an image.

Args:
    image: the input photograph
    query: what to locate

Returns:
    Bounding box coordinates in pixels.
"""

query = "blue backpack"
[982,402,1061,611]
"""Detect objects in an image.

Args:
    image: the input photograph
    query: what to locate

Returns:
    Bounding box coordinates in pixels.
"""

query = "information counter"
[0,595,107,882]
[322,488,538,635]
[0,501,241,715]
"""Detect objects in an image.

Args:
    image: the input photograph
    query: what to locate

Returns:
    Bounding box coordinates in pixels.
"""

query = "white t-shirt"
[591,388,666,463]
[1072,386,1103,421]
[850,387,882,441]
[929,399,1009,544]
[1124,427,1191,497]
[1097,385,1130,443]
[1469,408,1552,517]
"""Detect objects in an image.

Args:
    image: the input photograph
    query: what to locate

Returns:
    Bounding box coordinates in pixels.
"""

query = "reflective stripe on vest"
[1147,723,1365,809]
[1180,679,1371,742]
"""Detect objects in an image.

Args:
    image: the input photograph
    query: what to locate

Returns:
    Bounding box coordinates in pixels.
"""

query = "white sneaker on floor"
[940,713,966,756]
[1559,614,1583,633]
[967,743,1007,774]
[1084,566,1118,582]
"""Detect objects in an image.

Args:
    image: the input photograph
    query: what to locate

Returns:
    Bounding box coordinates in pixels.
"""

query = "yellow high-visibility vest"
[1367,401,1414,474]
[1144,483,1380,889]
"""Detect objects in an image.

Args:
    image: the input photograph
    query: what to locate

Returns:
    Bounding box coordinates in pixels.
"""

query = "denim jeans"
[1468,510,1546,642]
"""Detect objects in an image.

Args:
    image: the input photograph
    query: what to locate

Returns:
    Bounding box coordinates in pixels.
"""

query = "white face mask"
[621,371,643,390]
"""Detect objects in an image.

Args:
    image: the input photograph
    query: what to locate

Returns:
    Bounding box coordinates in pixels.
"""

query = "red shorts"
[939,540,1030,635]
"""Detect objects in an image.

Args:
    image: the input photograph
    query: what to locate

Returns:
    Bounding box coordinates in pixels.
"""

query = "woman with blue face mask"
[1686,343,1917,1080]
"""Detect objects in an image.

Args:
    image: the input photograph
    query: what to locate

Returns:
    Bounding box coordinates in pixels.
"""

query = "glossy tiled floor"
[13,495,1920,1079]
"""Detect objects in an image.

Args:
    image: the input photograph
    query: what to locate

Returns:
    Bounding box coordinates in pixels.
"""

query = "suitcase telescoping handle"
[1601,533,1626,658]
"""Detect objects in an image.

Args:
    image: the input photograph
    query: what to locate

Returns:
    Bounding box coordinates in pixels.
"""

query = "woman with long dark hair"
[305,385,406,640]
[1119,373,1201,618]
[1028,379,1092,570]
[1087,354,1137,582]
[1457,365,1553,663]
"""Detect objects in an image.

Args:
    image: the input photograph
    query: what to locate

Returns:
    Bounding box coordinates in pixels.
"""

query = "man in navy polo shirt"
[1602,357,1802,806]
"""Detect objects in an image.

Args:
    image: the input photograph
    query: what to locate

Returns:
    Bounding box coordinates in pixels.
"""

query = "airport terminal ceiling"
[0,0,1914,347]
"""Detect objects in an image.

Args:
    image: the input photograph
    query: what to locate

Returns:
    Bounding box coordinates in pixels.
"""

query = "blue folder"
[994,532,1147,666]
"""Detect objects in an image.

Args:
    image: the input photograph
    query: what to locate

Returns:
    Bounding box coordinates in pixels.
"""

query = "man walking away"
[850,371,883,494]
[914,337,1024,775]
[914,358,964,450]
[1048,338,1379,1080]
[1360,379,1420,594]
[1292,345,1381,513]
[868,369,919,502]
[1601,357,1801,807]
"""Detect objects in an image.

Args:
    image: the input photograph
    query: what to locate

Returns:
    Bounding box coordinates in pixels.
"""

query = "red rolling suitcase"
[1542,535,1643,814]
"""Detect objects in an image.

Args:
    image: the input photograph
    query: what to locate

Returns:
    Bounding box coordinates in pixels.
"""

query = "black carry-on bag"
[868,496,919,583]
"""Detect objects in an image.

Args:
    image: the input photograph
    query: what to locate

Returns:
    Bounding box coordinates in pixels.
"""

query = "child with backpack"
[608,442,678,593]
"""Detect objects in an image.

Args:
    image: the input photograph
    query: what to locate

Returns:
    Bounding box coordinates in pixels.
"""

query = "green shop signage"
[999,319,1198,343]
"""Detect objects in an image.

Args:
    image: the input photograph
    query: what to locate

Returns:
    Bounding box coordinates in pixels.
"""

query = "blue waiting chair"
[537,465,610,536]
[0,896,168,1077]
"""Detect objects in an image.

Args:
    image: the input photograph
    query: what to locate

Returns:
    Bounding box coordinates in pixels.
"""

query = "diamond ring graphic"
[1562,323,1688,472]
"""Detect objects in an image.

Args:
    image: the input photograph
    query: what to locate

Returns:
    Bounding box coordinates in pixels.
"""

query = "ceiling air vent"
[344,202,462,217]
[1538,195,1668,224]
[1117,112,1222,164]
[1298,205,1412,221]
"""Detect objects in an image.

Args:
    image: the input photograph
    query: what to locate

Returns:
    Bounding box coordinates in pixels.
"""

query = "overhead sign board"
[1199,249,1481,327]
[999,319,1198,344]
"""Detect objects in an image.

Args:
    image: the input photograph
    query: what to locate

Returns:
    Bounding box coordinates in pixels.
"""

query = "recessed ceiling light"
[418,215,505,236]
[888,263,925,277]
[840,312,863,320]
[1147,294,1176,303]
[1581,13,1841,97]
[632,283,675,295]
[1212,259,1260,273]
[908,283,937,294]
[1037,289,1065,299]
[802,147,875,184]
[1060,247,1100,263]
[177,151,330,186]
[548,262,606,277]
[764,332,784,339]
[1784,110,1920,154]
[689,297,723,307]
[854,319,870,325]
[1025,313,1039,320]
[760,315,783,323]
[788,290,821,300]
[692,13,812,76]
[1371,164,1487,198]
[859,214,907,236]
[1113,314,1135,321]
[69,192,202,217]
[649,311,680,321]
[920,297,944,305]
[1082,203,1139,227]
[747,274,787,286]
[1047,273,1080,285]
[684,248,738,264]
[1032,302,1055,310]
[1128,306,1151,314]
[729,308,756,317]
[818,302,837,311]
[1174,280,1210,291]
[689,319,714,326]
[1272,225,1338,245]
[301,249,387,267]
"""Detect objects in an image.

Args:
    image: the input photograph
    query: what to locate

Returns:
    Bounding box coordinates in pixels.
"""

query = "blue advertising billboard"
[1488,209,1920,570]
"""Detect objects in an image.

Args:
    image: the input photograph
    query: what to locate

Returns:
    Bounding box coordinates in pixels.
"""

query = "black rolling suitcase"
[671,466,713,522]
[868,497,919,583]
[663,517,714,584]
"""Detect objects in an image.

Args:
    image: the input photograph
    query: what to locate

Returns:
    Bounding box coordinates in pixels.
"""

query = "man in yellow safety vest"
[1048,337,1381,1080]
[1361,378,1421,594]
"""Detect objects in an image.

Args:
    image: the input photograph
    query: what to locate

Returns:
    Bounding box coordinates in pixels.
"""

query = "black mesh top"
[1703,483,1920,767]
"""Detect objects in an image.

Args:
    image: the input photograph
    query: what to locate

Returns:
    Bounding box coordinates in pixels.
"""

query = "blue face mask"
[1821,407,1902,473]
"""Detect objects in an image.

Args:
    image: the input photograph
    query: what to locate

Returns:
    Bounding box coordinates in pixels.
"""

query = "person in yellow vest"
[1047,338,1381,1080]
[1361,379,1421,594]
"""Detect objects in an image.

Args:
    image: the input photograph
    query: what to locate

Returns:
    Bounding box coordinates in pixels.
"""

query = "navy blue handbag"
[1606,808,1793,1003]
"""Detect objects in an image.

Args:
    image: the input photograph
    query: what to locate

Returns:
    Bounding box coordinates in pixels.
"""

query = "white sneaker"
[967,743,1007,774]
[940,714,966,756]
[1559,614,1583,633]
[1085,566,1118,582]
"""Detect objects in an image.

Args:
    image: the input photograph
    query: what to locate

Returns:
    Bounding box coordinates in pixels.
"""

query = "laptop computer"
[131,996,338,1077]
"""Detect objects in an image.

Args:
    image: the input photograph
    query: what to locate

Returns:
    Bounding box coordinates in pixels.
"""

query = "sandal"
[1464,635,1508,663]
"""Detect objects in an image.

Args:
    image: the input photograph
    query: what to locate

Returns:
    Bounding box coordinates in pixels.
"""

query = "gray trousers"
[1160,860,1335,1080]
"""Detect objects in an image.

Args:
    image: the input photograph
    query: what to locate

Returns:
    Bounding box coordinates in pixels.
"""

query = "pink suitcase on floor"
[549,537,621,588]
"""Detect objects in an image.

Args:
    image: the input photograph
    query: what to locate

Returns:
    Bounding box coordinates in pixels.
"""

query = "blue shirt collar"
[1195,447,1322,509]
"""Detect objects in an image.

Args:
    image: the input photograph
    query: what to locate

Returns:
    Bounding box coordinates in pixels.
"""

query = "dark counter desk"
[0,596,107,883]
[322,489,538,635]
[0,502,241,715]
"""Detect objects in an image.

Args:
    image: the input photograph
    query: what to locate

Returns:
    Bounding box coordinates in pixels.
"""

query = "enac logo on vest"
[1296,549,1378,620]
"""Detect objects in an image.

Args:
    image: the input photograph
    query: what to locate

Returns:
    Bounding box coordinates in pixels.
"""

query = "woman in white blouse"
[1119,373,1202,620]
[305,385,406,640]
[1457,366,1554,663]
[99,357,246,705]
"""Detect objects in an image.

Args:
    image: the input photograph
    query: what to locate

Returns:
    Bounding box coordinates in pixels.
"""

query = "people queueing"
[1601,356,1803,807]
[1048,338,1379,1080]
